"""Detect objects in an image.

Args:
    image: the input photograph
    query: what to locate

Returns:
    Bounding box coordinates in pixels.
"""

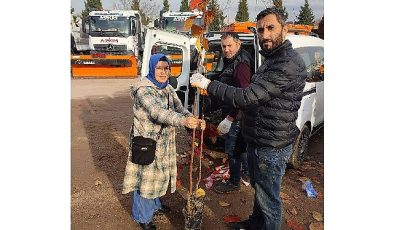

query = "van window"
[205,40,255,73]
[295,46,324,82]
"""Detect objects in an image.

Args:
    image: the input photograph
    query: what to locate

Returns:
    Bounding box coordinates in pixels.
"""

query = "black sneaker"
[241,172,250,184]
[139,222,156,230]
[213,181,240,194]
[155,204,171,215]
[228,219,251,230]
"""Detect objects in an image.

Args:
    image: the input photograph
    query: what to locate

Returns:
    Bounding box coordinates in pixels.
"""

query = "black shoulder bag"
[129,93,169,165]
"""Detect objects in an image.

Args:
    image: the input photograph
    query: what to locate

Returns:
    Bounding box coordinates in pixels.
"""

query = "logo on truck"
[100,38,119,43]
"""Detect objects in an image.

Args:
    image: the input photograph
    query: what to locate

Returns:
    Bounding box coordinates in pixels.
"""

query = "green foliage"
[82,0,103,19]
[296,0,315,25]
[235,0,249,22]
[163,0,170,12]
[179,0,189,12]
[208,0,226,31]
[273,0,288,22]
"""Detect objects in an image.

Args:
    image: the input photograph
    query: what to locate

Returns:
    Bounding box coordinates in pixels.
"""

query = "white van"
[141,29,324,168]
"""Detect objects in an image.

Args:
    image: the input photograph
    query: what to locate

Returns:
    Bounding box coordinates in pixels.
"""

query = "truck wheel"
[288,125,311,169]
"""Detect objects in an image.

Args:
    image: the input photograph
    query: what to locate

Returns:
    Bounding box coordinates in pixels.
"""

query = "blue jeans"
[131,191,161,224]
[246,144,293,230]
[225,121,248,186]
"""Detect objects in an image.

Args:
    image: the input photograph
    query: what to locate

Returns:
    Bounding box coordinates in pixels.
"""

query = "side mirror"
[82,18,89,33]
[154,19,159,28]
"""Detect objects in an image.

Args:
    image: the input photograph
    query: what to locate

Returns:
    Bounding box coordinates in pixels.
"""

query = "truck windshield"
[89,16,131,37]
[163,16,203,33]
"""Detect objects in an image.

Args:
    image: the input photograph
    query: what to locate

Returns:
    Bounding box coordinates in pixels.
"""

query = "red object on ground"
[223,215,241,223]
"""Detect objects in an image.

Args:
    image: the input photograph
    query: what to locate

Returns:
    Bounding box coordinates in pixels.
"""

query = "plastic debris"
[302,180,318,198]
[195,188,206,198]
[203,164,230,189]
[223,215,241,223]
[204,176,214,189]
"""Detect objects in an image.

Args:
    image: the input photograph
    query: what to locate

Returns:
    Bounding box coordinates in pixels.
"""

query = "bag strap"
[155,93,169,139]
[129,88,169,148]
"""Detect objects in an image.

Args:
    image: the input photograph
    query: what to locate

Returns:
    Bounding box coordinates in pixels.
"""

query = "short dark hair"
[256,7,286,26]
[221,32,240,42]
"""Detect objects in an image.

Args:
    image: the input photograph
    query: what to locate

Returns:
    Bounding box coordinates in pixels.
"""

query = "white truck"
[155,11,203,34]
[71,10,144,78]
[141,29,324,168]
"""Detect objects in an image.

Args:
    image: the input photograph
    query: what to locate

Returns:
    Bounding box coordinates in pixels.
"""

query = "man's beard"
[259,31,284,53]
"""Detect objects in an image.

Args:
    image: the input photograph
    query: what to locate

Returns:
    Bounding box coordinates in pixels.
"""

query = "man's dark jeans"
[225,121,248,186]
[246,144,292,230]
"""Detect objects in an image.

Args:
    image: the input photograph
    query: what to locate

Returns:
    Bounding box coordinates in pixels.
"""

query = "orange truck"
[220,21,314,36]
[220,21,256,33]
[71,10,144,78]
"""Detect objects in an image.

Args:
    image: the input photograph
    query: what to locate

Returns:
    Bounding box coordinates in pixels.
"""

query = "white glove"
[190,73,211,90]
[217,118,232,135]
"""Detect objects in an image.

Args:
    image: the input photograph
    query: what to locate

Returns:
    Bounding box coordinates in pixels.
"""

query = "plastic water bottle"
[302,180,318,198]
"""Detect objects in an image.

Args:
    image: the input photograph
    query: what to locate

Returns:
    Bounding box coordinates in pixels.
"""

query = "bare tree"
[112,0,160,25]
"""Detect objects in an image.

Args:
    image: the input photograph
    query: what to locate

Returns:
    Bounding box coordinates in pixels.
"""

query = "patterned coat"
[122,79,192,199]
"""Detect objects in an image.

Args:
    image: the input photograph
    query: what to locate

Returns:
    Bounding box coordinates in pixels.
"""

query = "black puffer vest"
[219,48,253,117]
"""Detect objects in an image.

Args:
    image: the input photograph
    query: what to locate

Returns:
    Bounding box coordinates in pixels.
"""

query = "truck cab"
[71,10,144,78]
[157,11,203,34]
[84,10,143,57]
[142,28,324,168]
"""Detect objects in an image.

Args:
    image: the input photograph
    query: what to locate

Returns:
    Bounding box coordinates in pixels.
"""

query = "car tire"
[289,125,311,169]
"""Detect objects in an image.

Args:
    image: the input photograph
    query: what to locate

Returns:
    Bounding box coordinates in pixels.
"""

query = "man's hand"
[217,118,232,135]
[190,73,211,90]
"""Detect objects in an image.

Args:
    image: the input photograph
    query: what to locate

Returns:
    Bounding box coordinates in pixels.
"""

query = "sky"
[71,0,324,23]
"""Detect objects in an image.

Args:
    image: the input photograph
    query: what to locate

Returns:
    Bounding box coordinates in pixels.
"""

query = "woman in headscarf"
[122,53,205,230]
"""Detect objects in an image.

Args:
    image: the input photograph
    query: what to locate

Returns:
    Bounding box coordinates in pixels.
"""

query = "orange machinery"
[287,24,314,35]
[221,21,314,36]
[71,53,138,78]
[166,53,215,77]
[220,21,256,33]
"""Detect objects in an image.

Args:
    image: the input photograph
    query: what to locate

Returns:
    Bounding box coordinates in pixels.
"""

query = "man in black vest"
[190,8,307,230]
[211,32,253,194]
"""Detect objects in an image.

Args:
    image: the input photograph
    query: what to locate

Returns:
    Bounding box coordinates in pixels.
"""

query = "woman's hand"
[181,116,199,129]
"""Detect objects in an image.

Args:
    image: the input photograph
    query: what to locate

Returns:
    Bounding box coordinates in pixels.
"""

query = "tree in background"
[113,0,159,26]
[273,0,288,22]
[235,0,249,22]
[208,0,226,31]
[131,0,140,10]
[71,7,78,25]
[82,0,103,18]
[163,0,170,12]
[179,0,189,12]
[296,0,315,25]
[317,16,324,39]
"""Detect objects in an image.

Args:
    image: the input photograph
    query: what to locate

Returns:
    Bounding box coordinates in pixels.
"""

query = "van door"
[141,29,192,108]
[294,45,324,131]
[311,48,324,128]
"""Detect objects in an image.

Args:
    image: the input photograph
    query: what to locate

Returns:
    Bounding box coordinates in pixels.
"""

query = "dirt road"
[71,78,324,230]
